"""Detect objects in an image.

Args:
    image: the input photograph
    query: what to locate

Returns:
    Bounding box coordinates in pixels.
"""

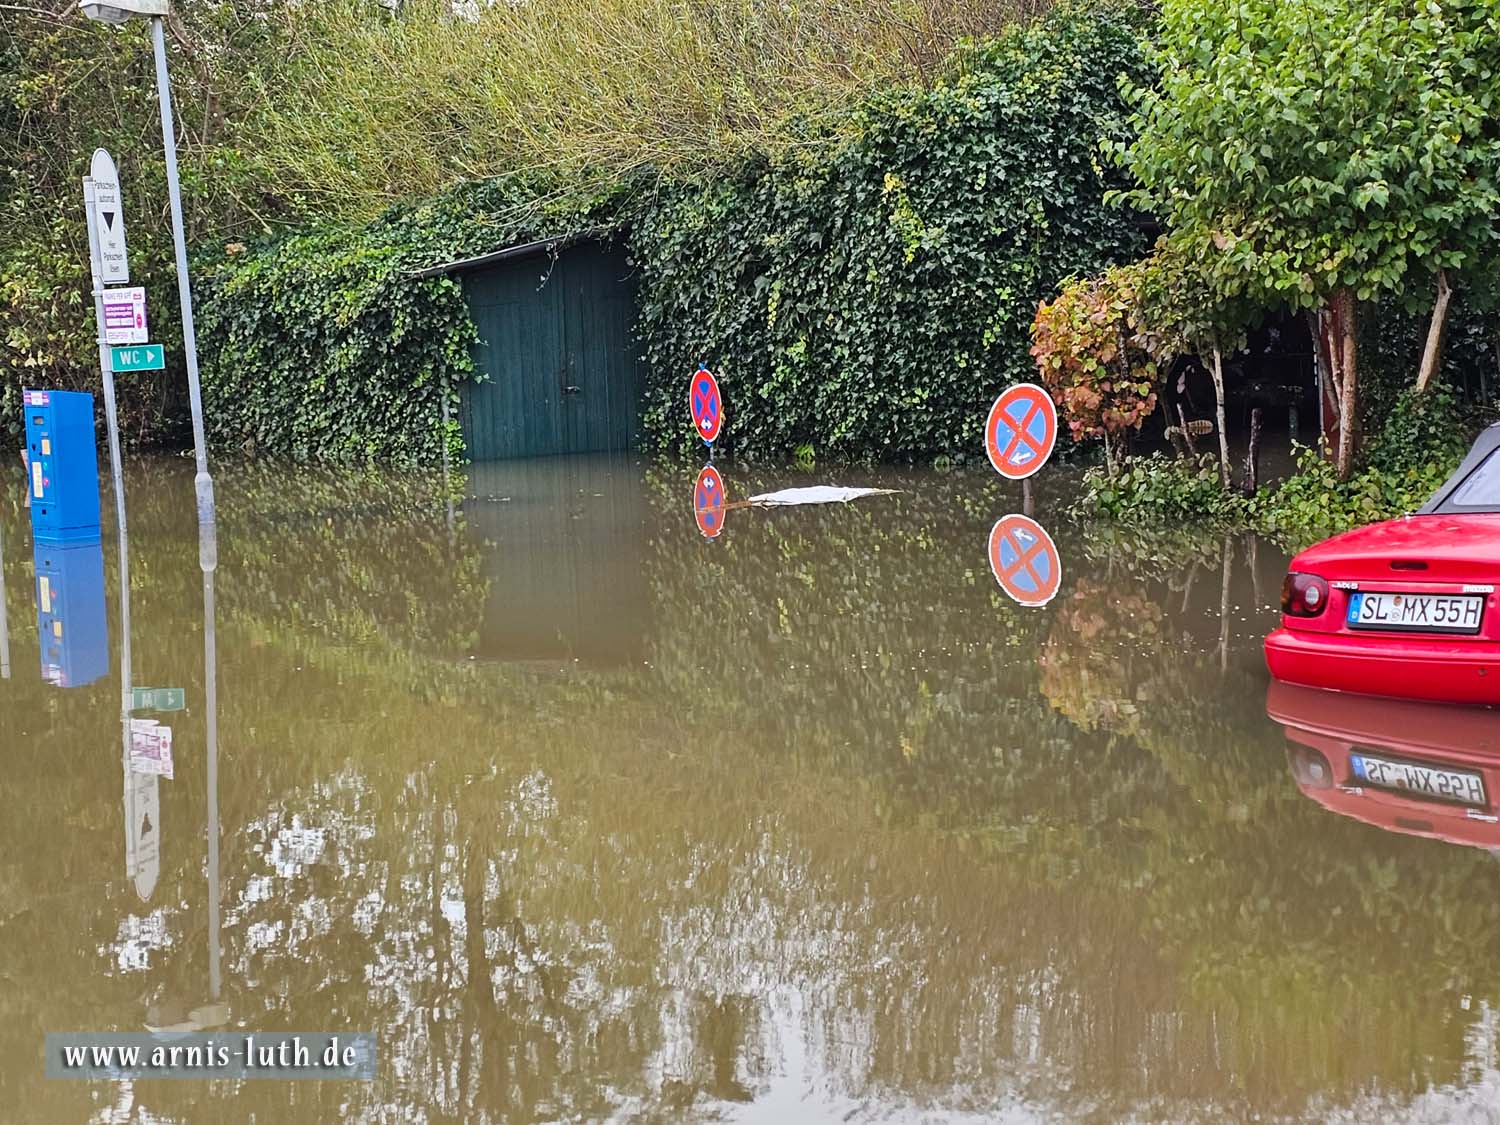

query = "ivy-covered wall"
[188,1,1151,465]
[631,2,1152,459]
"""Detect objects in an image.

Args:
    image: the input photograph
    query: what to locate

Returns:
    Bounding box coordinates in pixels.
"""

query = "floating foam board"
[744,486,899,507]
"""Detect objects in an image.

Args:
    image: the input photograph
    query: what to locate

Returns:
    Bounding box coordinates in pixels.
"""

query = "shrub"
[1030,265,1159,466]
[1077,453,1244,524]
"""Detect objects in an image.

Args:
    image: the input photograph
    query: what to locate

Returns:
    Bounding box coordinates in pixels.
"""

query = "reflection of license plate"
[1346,592,1484,634]
[1349,750,1487,807]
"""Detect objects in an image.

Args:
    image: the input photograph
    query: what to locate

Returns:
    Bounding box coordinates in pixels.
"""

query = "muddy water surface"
[2,455,1498,1123]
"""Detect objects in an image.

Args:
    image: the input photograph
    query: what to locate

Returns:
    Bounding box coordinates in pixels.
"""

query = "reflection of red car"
[1265,426,1500,704]
[1268,680,1500,849]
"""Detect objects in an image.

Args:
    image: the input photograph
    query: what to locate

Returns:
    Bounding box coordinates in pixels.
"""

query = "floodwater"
[2,453,1499,1124]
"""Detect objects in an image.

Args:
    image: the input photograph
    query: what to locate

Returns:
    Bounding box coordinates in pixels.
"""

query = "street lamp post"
[81,0,215,546]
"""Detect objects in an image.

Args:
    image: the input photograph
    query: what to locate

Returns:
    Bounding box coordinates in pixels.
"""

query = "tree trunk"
[1415,268,1452,394]
[1177,404,1198,457]
[1333,288,1359,481]
[1209,344,1231,488]
[1241,407,1263,496]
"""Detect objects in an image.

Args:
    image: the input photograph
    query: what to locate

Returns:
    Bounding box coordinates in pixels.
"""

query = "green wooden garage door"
[460,242,642,461]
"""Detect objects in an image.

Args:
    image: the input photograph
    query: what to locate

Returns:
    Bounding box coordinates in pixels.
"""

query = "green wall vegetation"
[629,2,1153,460]
[185,1,1151,465]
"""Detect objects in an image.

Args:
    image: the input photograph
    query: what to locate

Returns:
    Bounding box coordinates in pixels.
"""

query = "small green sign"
[110,344,164,372]
[132,687,185,712]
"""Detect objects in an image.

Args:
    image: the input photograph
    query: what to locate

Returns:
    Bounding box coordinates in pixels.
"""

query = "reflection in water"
[13,457,1500,1120]
[1269,679,1500,850]
[33,539,109,688]
[693,463,726,539]
[0,515,9,679]
[464,455,649,664]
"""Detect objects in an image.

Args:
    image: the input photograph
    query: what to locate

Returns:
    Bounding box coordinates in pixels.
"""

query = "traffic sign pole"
[84,172,135,784]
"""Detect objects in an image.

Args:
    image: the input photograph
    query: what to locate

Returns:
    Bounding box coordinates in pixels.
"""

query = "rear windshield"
[1447,448,1500,509]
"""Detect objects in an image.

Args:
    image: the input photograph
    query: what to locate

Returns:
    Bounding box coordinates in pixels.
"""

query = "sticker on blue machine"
[24,390,49,407]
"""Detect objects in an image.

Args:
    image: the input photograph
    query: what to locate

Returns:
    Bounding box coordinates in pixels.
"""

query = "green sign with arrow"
[132,687,185,712]
[110,344,164,372]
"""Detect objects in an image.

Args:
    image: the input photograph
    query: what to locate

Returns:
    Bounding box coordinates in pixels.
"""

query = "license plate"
[1349,750,1488,807]
[1346,591,1484,633]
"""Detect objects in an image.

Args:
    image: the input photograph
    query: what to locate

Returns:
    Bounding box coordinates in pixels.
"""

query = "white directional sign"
[125,766,160,902]
[102,286,147,344]
[90,148,129,284]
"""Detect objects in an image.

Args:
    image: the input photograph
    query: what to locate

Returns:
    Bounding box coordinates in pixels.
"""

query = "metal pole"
[84,175,133,768]
[150,16,214,531]
[202,501,220,1000]
[0,516,10,679]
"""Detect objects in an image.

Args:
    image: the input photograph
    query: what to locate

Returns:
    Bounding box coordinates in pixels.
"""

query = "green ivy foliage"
[629,1,1153,460]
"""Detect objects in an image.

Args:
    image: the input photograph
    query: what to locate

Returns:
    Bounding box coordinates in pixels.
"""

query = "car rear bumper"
[1265,627,1500,705]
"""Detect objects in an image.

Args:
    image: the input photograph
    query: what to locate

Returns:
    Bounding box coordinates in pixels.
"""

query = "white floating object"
[745,485,898,507]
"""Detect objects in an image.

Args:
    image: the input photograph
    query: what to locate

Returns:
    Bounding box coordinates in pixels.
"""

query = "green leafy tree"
[1113,0,1500,480]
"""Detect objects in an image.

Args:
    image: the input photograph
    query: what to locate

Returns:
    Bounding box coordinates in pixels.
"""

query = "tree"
[1130,244,1255,489]
[1113,0,1500,480]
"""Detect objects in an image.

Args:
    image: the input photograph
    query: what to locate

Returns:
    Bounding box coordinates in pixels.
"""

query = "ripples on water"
[2,454,1499,1123]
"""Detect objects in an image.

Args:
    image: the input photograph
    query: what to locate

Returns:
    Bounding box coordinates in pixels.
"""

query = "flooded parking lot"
[3,454,1500,1123]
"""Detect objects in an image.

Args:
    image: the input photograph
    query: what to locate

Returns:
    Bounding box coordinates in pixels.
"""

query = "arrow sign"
[131,686,184,711]
[110,345,165,373]
[89,149,129,285]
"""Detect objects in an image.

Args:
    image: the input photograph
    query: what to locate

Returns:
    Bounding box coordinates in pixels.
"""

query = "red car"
[1265,425,1500,705]
[1268,680,1500,849]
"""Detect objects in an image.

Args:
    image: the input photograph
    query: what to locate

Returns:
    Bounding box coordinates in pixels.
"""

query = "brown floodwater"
[2,453,1499,1123]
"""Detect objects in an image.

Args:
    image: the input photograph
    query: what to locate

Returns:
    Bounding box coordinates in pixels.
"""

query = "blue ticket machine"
[23,389,101,544]
[33,539,109,689]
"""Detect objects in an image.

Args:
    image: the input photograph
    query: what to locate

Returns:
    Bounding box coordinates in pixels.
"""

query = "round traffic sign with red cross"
[690,367,723,444]
[693,464,727,538]
[988,514,1061,607]
[985,383,1057,480]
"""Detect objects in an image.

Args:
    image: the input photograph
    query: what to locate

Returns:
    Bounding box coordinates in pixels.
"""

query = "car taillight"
[1281,572,1330,617]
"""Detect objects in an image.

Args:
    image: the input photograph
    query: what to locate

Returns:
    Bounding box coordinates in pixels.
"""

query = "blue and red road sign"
[988,514,1061,607]
[690,367,723,445]
[693,464,727,538]
[985,383,1057,480]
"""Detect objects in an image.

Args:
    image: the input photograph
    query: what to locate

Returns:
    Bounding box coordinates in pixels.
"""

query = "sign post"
[84,157,135,780]
[689,367,723,445]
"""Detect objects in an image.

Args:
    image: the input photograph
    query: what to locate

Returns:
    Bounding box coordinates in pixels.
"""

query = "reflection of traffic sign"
[132,686,184,712]
[110,344,164,372]
[690,367,723,444]
[693,465,727,538]
[988,514,1061,607]
[985,383,1057,480]
[102,287,147,345]
[90,149,129,284]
